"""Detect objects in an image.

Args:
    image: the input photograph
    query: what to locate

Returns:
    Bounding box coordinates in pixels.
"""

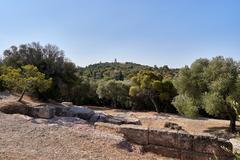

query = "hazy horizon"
[0,0,239,68]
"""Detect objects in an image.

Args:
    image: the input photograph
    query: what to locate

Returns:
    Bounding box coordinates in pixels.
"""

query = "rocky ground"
[0,92,240,159]
[87,106,240,153]
[87,106,240,139]
[0,112,174,160]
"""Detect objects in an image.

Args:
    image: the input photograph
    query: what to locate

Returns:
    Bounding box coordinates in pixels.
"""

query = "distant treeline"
[0,42,239,132]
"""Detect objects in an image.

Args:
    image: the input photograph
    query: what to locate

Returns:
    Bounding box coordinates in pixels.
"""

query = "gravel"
[0,112,172,160]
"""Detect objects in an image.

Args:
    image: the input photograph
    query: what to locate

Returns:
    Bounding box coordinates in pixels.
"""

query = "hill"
[80,62,178,80]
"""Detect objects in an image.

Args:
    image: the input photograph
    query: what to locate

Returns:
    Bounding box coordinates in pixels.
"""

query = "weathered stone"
[181,150,234,160]
[120,124,148,145]
[125,127,234,159]
[95,122,120,133]
[68,106,95,120]
[0,101,28,115]
[30,105,55,119]
[178,131,193,150]
[89,113,108,123]
[143,144,180,158]
[89,113,100,122]
[123,117,141,125]
[61,102,73,107]
[54,105,70,117]
[181,150,213,160]
[0,101,55,119]
[106,117,124,125]
[50,116,87,126]
[149,128,178,148]
[164,122,183,130]
[230,138,240,153]
[192,134,233,157]
[32,118,49,124]
[12,114,32,121]
[104,115,141,125]
[98,113,108,122]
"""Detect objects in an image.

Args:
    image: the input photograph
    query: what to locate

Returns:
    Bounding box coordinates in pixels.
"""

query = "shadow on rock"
[203,126,239,139]
[116,140,133,152]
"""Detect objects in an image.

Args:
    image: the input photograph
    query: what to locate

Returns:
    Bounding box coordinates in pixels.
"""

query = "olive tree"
[172,56,240,132]
[129,70,176,113]
[96,80,130,108]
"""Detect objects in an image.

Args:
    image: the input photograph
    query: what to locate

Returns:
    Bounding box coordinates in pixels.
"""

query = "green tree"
[172,94,198,117]
[0,65,52,101]
[129,71,176,113]
[2,42,78,100]
[173,56,240,132]
[68,78,100,105]
[96,80,130,108]
[82,62,178,81]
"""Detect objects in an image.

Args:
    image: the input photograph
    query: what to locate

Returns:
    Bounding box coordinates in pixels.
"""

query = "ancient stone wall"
[120,124,234,160]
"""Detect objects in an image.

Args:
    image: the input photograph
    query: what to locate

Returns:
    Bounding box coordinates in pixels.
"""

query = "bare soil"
[0,112,174,160]
[87,106,240,139]
[1,93,240,159]
[0,94,174,160]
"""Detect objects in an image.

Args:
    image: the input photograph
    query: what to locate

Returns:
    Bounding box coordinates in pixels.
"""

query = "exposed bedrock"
[120,125,234,160]
[0,101,141,125]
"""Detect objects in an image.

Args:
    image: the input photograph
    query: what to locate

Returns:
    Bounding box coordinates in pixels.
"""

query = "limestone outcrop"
[28,105,56,119]
[0,101,141,125]
[0,101,29,115]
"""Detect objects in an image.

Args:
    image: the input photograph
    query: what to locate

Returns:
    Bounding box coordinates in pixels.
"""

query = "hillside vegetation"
[1,42,240,132]
[81,61,178,80]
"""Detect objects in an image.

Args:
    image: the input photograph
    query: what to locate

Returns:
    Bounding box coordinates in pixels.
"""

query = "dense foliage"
[0,65,52,101]
[129,71,177,112]
[82,62,178,80]
[3,42,78,100]
[96,80,130,108]
[1,42,240,132]
[173,56,240,132]
[82,62,148,80]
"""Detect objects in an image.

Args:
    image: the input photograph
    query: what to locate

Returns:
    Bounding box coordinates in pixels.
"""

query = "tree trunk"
[18,88,26,102]
[112,99,117,108]
[150,97,160,113]
[225,102,237,133]
[131,105,135,111]
[131,98,136,111]
[229,115,236,133]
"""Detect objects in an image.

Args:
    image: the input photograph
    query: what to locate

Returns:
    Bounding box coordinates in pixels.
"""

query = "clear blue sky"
[0,0,239,68]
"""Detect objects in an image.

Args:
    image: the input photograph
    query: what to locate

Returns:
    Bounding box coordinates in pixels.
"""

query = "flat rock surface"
[0,112,173,160]
[230,138,240,153]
